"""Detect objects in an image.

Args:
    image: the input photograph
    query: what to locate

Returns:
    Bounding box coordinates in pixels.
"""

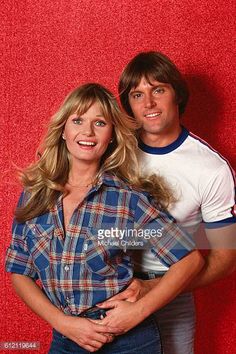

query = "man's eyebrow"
[151,83,169,88]
[129,89,142,94]
[129,83,169,94]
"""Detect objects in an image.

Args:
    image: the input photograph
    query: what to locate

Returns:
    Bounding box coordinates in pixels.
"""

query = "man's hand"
[88,278,161,337]
[91,300,145,335]
[101,277,161,303]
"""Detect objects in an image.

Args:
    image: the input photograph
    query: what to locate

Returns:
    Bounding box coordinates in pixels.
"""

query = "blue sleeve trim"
[204,217,236,229]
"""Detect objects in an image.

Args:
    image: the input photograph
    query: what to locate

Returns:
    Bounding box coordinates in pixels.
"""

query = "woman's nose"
[81,122,94,136]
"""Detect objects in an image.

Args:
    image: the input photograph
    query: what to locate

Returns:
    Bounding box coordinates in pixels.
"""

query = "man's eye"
[95,120,106,127]
[154,88,165,94]
[72,118,82,124]
[132,93,142,99]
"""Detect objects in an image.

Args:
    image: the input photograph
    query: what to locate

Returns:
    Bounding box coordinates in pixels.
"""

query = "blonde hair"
[15,83,173,222]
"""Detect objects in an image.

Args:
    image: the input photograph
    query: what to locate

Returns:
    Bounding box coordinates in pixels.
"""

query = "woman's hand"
[57,314,116,352]
[11,274,116,353]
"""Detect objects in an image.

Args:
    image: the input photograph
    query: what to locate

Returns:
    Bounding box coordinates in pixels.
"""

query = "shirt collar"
[97,172,131,190]
[52,172,131,210]
[138,126,189,155]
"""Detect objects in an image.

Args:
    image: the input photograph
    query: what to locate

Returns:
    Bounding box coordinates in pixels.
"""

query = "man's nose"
[144,94,156,109]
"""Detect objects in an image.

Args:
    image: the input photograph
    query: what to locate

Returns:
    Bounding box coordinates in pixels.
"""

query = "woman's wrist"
[48,309,67,332]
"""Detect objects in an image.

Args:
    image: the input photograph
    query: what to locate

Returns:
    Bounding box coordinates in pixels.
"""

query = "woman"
[5,83,204,353]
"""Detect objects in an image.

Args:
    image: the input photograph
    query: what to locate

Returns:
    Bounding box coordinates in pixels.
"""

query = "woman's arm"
[92,250,204,334]
[11,274,115,352]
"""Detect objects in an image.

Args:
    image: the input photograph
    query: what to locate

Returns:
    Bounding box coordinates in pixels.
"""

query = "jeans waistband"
[79,306,108,320]
[134,271,166,280]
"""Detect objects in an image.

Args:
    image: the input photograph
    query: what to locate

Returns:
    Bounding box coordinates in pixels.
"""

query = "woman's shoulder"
[101,172,156,210]
[102,172,146,194]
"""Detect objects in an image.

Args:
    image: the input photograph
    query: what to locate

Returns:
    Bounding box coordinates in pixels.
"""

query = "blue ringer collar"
[138,126,189,155]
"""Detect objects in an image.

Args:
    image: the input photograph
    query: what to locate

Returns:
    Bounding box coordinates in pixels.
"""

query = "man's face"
[128,77,180,141]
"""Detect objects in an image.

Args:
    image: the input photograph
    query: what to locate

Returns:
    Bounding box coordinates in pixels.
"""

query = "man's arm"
[186,223,236,290]
[110,223,236,300]
[91,250,204,334]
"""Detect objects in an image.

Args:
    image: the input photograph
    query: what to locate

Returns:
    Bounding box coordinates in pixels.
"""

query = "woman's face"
[63,101,113,167]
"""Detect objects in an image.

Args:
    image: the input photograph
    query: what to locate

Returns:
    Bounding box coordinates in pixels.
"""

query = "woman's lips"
[77,140,97,149]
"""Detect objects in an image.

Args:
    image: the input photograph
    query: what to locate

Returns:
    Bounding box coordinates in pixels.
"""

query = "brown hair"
[119,51,189,117]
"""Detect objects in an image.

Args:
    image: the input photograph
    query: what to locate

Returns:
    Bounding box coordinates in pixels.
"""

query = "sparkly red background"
[1,1,235,353]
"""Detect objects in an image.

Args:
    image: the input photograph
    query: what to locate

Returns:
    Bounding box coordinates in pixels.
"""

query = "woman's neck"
[68,161,99,187]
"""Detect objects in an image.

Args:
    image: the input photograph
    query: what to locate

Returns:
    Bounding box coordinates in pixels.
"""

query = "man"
[98,52,236,353]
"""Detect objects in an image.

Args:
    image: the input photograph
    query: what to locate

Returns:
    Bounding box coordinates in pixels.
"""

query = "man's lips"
[144,112,161,119]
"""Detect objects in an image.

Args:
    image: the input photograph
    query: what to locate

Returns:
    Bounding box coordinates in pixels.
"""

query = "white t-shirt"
[134,127,236,272]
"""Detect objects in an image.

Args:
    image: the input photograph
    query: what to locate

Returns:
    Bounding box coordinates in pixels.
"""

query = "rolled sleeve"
[5,220,38,280]
[135,196,195,267]
[149,216,195,267]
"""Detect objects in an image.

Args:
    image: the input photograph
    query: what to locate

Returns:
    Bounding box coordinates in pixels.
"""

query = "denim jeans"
[134,272,195,354]
[48,315,162,354]
[155,292,195,354]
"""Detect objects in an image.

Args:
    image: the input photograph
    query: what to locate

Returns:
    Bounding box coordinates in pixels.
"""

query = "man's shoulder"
[185,132,233,171]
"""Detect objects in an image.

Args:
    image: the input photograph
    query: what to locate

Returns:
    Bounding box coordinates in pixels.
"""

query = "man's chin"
[142,125,163,135]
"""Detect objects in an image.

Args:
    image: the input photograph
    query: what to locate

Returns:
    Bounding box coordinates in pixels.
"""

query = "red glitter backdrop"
[1,1,235,353]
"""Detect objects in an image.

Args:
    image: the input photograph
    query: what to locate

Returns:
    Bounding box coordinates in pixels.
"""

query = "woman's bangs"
[73,96,95,117]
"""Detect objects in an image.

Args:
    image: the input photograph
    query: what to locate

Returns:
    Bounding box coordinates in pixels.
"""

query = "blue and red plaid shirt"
[6,173,195,314]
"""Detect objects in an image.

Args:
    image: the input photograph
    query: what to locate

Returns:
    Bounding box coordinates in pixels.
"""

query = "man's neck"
[140,126,182,148]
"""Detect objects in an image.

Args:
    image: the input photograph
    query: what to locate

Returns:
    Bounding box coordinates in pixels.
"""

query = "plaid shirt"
[6,173,195,314]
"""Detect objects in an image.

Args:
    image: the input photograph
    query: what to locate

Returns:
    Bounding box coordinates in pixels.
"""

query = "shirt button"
[64,265,70,272]
[66,297,70,304]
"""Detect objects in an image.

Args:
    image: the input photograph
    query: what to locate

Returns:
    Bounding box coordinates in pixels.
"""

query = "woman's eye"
[95,120,106,127]
[72,118,82,125]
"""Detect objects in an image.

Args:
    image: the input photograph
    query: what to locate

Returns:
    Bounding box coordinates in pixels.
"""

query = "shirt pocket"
[24,223,54,272]
[84,228,117,277]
